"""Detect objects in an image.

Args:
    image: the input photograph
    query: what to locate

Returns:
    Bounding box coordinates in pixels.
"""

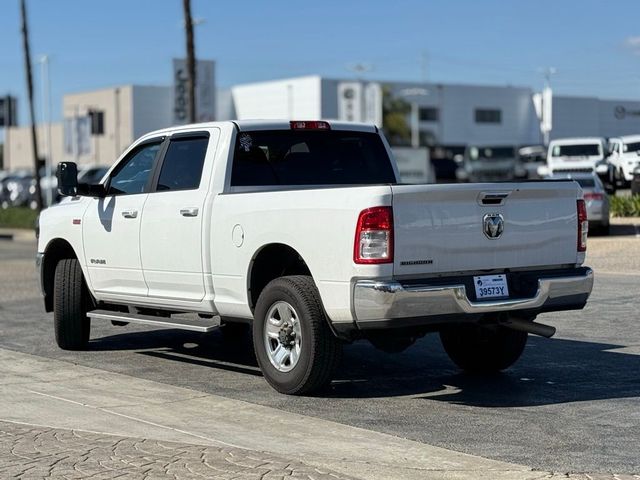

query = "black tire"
[253,276,342,395]
[53,258,91,350]
[440,324,527,373]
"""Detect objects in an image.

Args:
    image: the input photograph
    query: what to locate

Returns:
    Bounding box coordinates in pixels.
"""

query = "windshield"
[468,146,516,161]
[552,144,601,157]
[574,178,596,188]
[230,130,396,186]
[623,141,640,154]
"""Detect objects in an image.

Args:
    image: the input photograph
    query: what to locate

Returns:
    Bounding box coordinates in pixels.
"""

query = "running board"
[87,309,217,333]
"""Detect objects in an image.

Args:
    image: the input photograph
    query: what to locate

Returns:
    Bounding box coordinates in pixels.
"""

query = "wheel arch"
[247,243,312,312]
[42,238,82,312]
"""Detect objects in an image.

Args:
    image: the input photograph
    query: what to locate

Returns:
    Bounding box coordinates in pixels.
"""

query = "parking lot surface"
[0,220,638,477]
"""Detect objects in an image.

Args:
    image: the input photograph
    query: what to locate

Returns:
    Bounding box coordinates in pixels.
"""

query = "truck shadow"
[328,335,640,406]
[89,327,261,377]
[90,327,640,407]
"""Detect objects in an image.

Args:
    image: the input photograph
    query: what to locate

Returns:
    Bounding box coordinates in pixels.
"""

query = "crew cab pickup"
[37,120,594,395]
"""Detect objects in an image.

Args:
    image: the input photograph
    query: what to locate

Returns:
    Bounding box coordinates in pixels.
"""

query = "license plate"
[473,274,509,299]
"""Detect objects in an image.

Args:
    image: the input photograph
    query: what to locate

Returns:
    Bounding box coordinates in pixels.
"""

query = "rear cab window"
[230,130,397,187]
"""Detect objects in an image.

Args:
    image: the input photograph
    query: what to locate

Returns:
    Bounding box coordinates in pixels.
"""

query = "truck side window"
[107,142,162,195]
[155,137,209,191]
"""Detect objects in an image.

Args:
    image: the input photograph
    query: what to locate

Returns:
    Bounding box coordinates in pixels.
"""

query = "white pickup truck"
[37,120,594,395]
[607,135,640,187]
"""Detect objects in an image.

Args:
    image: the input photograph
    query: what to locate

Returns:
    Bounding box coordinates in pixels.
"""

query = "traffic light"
[0,96,18,127]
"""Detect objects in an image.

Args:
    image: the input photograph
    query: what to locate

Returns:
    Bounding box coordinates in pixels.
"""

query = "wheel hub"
[278,323,296,348]
[264,301,302,373]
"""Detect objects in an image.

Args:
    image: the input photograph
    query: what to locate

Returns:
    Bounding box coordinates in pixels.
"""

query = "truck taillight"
[584,192,604,201]
[290,120,331,130]
[354,207,393,264]
[577,199,588,252]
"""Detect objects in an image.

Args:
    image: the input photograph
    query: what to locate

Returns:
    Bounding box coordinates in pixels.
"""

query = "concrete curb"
[0,347,560,480]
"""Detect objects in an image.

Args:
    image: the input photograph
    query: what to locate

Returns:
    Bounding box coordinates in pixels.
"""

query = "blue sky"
[1,0,640,125]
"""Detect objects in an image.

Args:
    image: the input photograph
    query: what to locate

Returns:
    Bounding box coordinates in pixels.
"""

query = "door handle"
[121,210,138,219]
[180,207,199,217]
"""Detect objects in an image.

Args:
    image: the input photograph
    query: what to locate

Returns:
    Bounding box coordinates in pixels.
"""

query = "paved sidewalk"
[2,348,639,480]
[0,420,356,480]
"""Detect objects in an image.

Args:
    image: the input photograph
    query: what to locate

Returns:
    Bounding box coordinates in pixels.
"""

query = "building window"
[419,107,439,122]
[475,108,501,124]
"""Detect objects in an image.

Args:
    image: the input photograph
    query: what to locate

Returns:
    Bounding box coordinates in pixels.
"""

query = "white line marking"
[26,389,246,450]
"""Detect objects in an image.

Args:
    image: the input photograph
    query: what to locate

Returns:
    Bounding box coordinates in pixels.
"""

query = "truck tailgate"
[391,182,580,277]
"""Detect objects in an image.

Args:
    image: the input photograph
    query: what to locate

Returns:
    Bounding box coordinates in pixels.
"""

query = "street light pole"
[398,87,429,149]
[39,54,52,207]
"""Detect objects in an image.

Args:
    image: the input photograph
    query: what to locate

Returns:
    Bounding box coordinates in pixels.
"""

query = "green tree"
[382,85,411,146]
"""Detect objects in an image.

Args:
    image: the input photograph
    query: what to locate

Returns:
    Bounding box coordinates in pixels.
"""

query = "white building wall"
[549,96,640,140]
[436,84,540,145]
[231,76,322,120]
[63,86,134,166]
[4,123,64,172]
[132,86,173,138]
[597,99,640,137]
[549,96,600,139]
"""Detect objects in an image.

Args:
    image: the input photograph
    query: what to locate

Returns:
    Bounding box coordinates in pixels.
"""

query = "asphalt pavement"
[0,221,638,477]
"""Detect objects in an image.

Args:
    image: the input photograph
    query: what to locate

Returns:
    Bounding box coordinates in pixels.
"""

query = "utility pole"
[20,0,43,211]
[182,0,197,123]
[420,50,429,83]
[39,55,52,207]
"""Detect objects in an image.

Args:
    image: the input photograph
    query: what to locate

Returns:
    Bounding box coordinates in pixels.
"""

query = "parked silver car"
[550,173,610,235]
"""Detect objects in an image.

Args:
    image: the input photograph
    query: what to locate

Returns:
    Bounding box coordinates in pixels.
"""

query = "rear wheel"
[440,323,527,373]
[253,276,342,395]
[53,258,91,350]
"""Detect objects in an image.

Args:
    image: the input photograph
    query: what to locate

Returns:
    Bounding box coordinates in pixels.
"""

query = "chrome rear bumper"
[353,267,593,323]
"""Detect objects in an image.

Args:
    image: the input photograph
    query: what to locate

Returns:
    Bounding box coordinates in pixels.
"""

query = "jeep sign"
[173,59,216,125]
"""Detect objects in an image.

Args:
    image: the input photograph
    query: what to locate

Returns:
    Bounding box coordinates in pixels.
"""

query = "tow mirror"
[56,162,78,197]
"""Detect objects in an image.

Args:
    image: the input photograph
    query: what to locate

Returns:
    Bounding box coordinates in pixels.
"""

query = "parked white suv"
[607,135,640,187]
[37,120,594,394]
[546,137,615,191]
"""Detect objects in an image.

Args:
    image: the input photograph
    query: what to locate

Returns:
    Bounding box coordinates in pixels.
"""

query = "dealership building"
[4,74,640,174]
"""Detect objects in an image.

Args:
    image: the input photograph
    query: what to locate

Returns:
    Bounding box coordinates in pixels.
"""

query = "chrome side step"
[87,309,217,333]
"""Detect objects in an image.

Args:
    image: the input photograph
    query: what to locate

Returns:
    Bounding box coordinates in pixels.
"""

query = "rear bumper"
[352,267,593,328]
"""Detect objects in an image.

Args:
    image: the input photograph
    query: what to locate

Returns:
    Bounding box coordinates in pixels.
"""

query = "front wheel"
[253,276,342,395]
[440,324,527,373]
[53,258,91,350]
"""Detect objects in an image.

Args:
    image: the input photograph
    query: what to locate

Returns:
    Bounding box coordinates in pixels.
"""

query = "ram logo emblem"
[483,214,504,239]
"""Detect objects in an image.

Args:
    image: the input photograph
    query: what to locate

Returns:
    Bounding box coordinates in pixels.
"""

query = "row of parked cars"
[449,135,640,235]
[0,165,109,210]
[454,135,640,190]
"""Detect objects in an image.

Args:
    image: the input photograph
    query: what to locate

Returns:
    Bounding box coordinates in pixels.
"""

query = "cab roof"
[549,137,604,146]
